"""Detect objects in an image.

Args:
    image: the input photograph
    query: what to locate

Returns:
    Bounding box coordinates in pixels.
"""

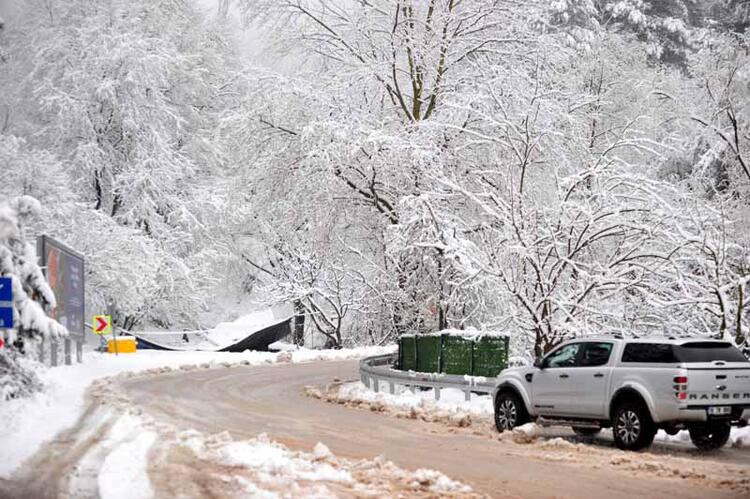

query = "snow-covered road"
[3,358,750,498]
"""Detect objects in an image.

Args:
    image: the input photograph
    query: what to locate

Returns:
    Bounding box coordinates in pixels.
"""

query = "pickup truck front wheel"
[689,422,731,451]
[495,391,529,432]
[612,402,656,451]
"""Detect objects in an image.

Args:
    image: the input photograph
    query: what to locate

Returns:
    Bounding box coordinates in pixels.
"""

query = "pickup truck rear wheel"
[612,402,656,451]
[494,391,528,432]
[689,422,731,451]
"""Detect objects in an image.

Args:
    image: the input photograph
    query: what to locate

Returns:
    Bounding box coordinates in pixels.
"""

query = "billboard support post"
[50,341,57,366]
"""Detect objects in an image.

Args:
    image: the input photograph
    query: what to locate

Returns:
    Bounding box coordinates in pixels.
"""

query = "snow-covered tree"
[684,35,750,345]
[1,0,246,329]
[227,1,548,342]
[1,0,749,358]
[0,196,67,400]
[550,0,749,66]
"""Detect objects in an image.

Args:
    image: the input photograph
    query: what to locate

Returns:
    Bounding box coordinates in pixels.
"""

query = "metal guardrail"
[359,353,497,402]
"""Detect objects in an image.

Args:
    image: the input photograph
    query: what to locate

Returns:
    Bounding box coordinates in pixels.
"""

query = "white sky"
[195,0,278,66]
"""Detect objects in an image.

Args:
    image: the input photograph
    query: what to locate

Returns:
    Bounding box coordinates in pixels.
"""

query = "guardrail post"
[434,387,441,401]
[76,339,83,363]
[389,381,395,394]
[373,378,379,393]
[410,385,416,393]
[464,390,471,402]
[64,339,72,365]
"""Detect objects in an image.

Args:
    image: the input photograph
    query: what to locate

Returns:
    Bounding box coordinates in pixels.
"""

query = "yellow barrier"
[107,336,137,354]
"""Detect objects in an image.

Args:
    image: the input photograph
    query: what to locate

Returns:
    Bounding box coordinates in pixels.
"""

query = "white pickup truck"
[493,337,750,450]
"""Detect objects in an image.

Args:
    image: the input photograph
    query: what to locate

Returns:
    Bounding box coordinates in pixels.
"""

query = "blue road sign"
[0,307,12,329]
[0,276,13,329]
[0,277,11,301]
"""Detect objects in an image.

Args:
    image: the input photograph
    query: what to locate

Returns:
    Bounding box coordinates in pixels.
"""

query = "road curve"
[121,360,747,498]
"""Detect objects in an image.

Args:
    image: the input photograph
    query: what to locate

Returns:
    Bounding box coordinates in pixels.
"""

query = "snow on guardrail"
[359,353,497,401]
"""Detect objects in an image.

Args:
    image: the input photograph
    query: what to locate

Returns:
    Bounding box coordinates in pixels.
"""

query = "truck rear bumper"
[662,406,750,423]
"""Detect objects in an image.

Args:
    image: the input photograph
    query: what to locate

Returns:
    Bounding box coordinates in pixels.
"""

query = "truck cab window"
[545,343,581,368]
[580,342,613,367]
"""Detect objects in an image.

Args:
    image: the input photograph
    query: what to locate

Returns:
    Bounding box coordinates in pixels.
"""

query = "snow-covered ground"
[328,381,750,448]
[0,344,393,479]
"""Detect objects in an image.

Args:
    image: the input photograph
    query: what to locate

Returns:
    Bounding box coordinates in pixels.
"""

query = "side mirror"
[534,357,544,369]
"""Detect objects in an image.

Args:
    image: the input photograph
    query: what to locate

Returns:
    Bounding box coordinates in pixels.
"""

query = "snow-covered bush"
[0,196,67,400]
[0,349,42,401]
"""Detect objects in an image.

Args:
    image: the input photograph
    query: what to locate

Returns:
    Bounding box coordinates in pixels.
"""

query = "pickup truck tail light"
[673,376,688,400]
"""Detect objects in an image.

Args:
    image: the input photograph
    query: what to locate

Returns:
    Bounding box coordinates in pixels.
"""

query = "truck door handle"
[594,373,604,378]
[559,374,569,379]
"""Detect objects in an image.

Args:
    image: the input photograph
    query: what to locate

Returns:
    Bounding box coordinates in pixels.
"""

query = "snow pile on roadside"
[175,429,476,497]
[731,426,750,448]
[409,468,473,494]
[333,381,492,418]
[0,344,394,479]
[308,380,492,428]
[184,431,353,487]
[511,423,543,443]
[656,425,750,449]
[96,415,157,499]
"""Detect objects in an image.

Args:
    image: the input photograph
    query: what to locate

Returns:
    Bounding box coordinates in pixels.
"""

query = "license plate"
[707,406,731,416]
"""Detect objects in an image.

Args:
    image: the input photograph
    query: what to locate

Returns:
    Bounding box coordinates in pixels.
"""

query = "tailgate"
[685,363,750,405]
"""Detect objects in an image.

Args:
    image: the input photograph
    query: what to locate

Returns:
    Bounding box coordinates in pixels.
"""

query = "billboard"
[37,235,85,338]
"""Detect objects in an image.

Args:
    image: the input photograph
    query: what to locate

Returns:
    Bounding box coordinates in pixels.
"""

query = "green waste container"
[399,335,417,371]
[472,335,509,377]
[441,335,473,375]
[416,335,441,373]
[396,331,509,376]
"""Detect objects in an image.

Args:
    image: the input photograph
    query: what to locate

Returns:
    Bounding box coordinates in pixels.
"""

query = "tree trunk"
[293,300,305,346]
[534,330,543,359]
[737,285,745,345]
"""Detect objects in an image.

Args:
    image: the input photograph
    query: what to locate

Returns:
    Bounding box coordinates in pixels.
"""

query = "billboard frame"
[37,234,85,364]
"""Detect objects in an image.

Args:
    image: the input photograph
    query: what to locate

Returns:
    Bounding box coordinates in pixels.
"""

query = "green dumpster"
[416,335,442,373]
[472,335,509,377]
[399,335,417,371]
[441,334,473,375]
